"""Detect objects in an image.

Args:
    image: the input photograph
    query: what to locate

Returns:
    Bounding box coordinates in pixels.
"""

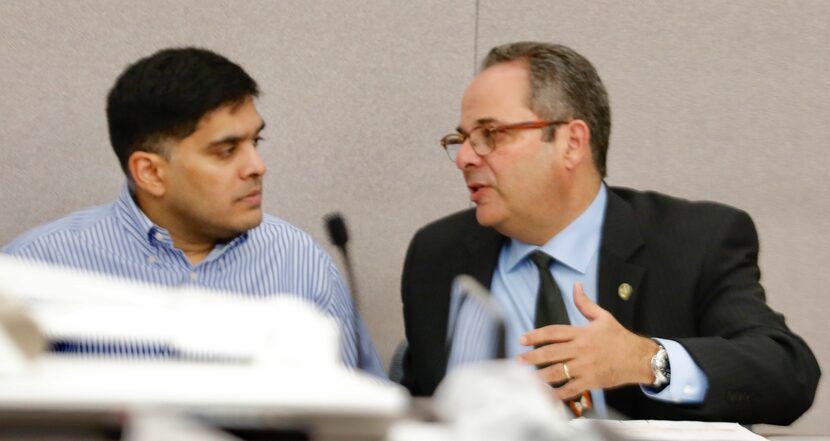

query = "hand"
[517,282,658,400]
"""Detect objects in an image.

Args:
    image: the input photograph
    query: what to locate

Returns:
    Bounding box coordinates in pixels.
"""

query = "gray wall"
[1,1,827,434]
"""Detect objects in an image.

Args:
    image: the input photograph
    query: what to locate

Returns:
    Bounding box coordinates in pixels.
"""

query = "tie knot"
[528,250,553,270]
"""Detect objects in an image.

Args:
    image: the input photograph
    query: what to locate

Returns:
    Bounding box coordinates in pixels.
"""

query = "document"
[576,419,768,441]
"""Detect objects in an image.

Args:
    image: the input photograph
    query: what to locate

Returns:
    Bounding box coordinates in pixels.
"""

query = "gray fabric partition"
[1,1,827,433]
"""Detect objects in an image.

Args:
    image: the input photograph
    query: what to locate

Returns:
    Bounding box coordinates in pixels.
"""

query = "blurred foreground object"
[0,255,407,439]
[389,360,623,441]
[0,292,46,374]
[434,360,572,440]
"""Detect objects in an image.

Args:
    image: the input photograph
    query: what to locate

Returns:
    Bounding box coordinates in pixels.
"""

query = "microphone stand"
[447,275,507,360]
[323,213,363,366]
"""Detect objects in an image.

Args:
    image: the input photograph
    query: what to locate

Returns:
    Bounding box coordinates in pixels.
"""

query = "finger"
[572,282,605,321]
[518,341,578,366]
[555,379,589,402]
[521,324,575,346]
[537,362,571,386]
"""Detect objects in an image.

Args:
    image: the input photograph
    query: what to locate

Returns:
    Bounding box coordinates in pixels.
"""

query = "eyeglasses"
[440,120,569,162]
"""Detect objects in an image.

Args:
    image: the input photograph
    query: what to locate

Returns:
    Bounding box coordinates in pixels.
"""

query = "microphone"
[448,275,507,360]
[323,212,366,369]
[324,213,359,309]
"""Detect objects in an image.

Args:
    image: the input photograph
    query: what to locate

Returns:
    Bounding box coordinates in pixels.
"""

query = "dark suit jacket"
[400,186,819,425]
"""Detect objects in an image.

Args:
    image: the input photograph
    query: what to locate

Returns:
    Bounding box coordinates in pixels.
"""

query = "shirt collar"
[504,183,607,274]
[114,182,249,255]
[115,183,166,246]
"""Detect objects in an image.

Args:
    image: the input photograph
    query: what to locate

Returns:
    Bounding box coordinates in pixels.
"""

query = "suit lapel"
[597,188,646,331]
[454,213,505,290]
[449,193,646,317]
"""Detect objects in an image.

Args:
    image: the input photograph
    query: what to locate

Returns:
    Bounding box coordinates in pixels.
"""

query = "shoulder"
[2,203,117,256]
[247,214,331,259]
[405,208,481,257]
[609,186,752,230]
[404,207,502,269]
[251,214,318,244]
[412,208,480,241]
[607,186,757,258]
[250,214,348,306]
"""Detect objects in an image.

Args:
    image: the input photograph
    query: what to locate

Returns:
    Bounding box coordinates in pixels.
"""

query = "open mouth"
[467,183,489,201]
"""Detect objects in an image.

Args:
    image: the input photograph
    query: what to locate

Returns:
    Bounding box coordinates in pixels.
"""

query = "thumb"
[573,282,604,321]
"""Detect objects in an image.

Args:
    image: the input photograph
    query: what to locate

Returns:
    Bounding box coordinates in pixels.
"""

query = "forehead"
[193,96,262,136]
[460,61,536,129]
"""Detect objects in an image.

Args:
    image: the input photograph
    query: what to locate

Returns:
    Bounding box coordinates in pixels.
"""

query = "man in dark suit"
[400,42,819,424]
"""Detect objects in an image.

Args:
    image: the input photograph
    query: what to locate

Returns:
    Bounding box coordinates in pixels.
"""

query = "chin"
[224,211,263,236]
[474,205,505,228]
[240,212,264,231]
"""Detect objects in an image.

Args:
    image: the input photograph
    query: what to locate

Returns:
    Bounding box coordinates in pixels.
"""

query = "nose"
[454,138,482,171]
[241,142,267,178]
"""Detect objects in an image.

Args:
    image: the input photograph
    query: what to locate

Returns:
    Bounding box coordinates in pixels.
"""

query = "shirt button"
[683,385,696,396]
[154,232,163,241]
[147,256,156,264]
[190,272,198,281]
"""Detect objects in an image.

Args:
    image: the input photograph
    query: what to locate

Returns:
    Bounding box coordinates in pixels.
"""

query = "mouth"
[239,188,262,205]
[467,183,490,202]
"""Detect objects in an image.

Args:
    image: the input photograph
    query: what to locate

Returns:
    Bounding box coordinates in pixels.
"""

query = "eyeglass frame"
[439,120,571,162]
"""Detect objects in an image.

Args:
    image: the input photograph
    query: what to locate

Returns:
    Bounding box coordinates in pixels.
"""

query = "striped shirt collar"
[114,183,248,260]
[503,183,607,274]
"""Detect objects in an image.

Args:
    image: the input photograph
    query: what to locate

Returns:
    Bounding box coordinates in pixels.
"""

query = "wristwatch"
[650,341,671,388]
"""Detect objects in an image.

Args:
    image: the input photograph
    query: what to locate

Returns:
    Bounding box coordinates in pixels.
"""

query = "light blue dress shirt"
[447,184,708,415]
[2,184,385,378]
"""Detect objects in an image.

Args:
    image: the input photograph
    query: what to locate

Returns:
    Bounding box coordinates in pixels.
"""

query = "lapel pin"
[618,283,633,301]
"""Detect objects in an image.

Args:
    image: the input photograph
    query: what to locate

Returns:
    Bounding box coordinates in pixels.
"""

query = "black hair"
[106,47,259,175]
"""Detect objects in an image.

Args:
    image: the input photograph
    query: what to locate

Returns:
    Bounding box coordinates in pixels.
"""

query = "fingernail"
[520,335,528,345]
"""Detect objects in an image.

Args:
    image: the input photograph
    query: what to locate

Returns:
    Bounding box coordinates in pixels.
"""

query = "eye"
[253,136,265,147]
[217,145,236,157]
[482,127,499,141]
[486,126,510,142]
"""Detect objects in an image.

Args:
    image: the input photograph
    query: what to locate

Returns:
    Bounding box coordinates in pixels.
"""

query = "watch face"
[651,346,670,386]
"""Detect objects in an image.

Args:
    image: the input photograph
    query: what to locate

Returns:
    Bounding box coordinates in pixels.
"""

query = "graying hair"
[482,42,611,177]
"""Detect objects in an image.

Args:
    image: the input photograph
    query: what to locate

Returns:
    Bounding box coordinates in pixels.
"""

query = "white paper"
[576,419,769,441]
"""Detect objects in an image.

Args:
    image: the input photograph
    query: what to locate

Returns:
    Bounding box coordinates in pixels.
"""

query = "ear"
[127,151,168,197]
[561,119,592,171]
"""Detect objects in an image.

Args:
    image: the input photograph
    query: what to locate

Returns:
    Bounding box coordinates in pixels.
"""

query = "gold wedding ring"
[563,363,572,381]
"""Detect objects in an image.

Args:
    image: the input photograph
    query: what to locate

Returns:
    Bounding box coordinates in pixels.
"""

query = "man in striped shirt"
[2,47,384,377]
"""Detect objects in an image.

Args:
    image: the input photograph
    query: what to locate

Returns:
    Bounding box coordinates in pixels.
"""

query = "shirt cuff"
[640,338,708,404]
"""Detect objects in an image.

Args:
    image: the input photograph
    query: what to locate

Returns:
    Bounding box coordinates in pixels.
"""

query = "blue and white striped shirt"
[2,184,385,377]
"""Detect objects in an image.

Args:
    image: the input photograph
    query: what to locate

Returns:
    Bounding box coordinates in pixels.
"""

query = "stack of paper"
[576,419,769,441]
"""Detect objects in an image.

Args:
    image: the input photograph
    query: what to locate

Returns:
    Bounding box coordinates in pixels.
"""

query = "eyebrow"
[208,121,267,147]
[456,118,498,135]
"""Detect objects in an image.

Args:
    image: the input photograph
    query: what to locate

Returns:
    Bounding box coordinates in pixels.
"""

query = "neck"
[134,191,216,266]
[167,234,215,266]
[501,176,602,246]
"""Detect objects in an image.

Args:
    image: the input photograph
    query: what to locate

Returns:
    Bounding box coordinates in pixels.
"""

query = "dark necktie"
[529,251,569,328]
[528,250,593,417]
